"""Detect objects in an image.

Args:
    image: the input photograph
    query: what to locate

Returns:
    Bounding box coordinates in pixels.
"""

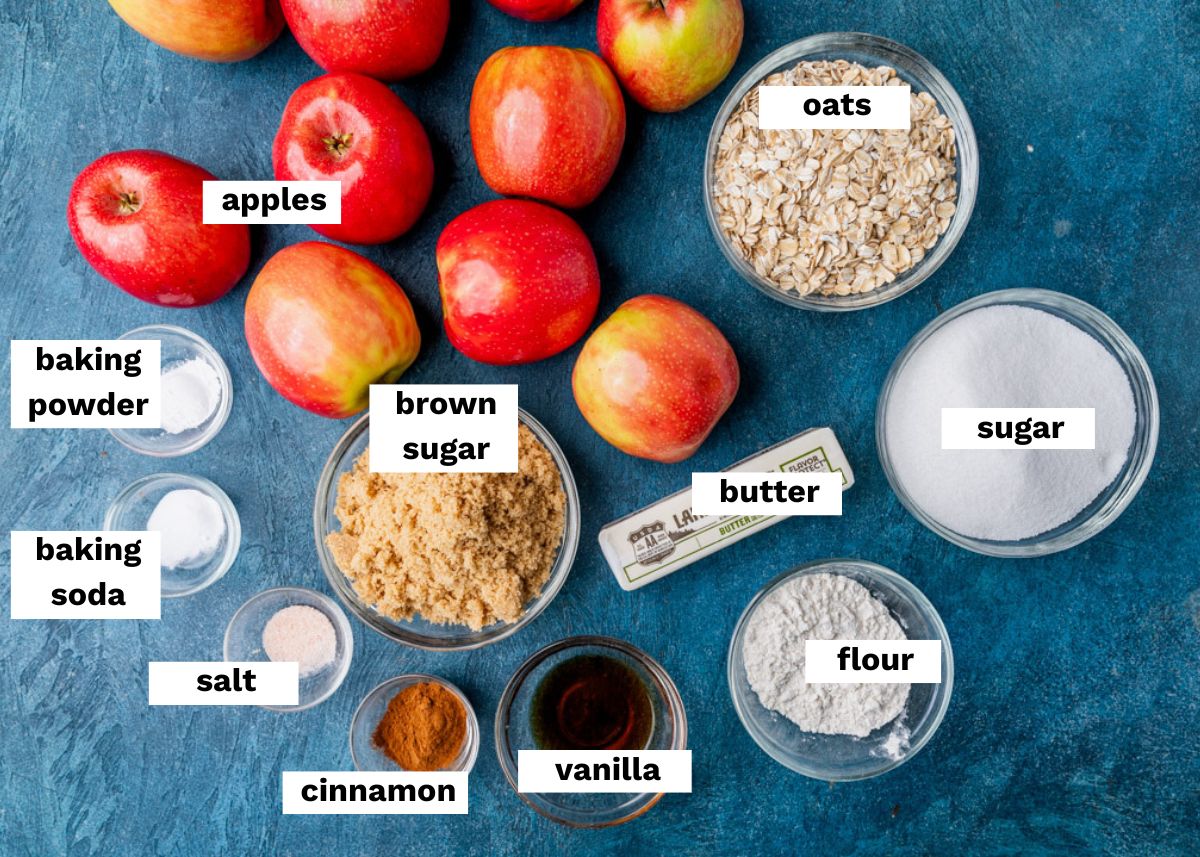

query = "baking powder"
[161,357,221,435]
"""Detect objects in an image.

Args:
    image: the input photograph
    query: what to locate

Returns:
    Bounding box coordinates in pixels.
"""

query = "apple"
[437,200,600,365]
[572,295,739,462]
[486,0,584,22]
[470,46,625,209]
[597,0,744,113]
[274,73,434,245]
[244,242,420,418]
[280,0,449,80]
[67,150,250,308]
[107,0,284,62]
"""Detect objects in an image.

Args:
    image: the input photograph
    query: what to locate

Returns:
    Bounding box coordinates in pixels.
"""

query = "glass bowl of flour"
[728,559,953,780]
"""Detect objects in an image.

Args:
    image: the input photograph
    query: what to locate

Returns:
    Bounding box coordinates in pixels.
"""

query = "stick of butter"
[599,427,854,591]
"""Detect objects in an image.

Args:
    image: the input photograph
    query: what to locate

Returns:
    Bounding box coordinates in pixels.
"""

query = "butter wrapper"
[599,427,854,591]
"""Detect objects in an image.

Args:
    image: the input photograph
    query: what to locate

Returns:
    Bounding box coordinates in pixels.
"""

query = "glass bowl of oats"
[704,32,978,311]
[313,409,581,651]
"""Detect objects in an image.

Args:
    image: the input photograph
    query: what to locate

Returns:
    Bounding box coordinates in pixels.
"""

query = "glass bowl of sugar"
[728,559,954,781]
[109,324,232,457]
[876,288,1159,557]
[224,587,354,712]
[104,472,240,598]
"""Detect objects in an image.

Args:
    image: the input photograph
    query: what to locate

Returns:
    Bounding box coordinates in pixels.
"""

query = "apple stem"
[321,133,354,159]
[117,191,141,215]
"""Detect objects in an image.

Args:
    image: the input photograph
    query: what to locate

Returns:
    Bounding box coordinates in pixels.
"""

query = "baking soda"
[884,304,1136,540]
[147,488,225,569]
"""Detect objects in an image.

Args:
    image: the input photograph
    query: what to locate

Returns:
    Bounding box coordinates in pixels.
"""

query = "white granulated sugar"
[161,357,222,435]
[743,573,909,738]
[147,488,225,569]
[884,305,1136,541]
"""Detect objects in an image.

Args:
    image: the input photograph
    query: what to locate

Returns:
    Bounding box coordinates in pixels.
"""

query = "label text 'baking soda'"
[368,384,518,474]
[9,531,161,619]
[10,340,161,429]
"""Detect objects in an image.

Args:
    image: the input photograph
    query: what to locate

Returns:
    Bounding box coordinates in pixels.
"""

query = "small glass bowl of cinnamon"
[349,674,479,773]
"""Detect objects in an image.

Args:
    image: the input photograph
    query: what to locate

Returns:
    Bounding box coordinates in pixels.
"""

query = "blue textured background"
[2,1,1198,854]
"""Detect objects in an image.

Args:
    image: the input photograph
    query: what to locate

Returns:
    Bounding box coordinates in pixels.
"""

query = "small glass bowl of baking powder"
[703,32,979,311]
[104,472,240,598]
[313,408,581,651]
[494,635,688,828]
[224,587,354,712]
[350,675,480,772]
[109,324,232,457]
[875,288,1159,557]
[728,559,953,781]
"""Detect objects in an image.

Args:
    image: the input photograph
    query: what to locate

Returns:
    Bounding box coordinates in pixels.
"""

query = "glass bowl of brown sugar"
[314,408,581,651]
[350,674,480,773]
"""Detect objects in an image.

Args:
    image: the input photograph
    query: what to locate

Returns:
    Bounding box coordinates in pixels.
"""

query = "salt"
[884,304,1136,541]
[161,358,221,435]
[147,488,226,569]
[262,605,337,677]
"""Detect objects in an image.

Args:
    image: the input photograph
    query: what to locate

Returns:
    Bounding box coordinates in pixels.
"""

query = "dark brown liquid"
[530,655,653,751]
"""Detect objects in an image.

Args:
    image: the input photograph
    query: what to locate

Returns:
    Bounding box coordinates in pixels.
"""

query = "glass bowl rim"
[702,31,979,312]
[109,323,233,457]
[493,634,689,828]
[223,585,355,713]
[874,287,1160,556]
[103,471,241,598]
[313,408,581,651]
[726,558,954,781]
[349,673,480,773]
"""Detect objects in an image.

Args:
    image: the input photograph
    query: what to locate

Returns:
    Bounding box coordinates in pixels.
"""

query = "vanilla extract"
[531,655,653,751]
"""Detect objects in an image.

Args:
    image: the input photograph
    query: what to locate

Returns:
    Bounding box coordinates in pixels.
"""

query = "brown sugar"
[372,682,467,771]
[326,423,567,630]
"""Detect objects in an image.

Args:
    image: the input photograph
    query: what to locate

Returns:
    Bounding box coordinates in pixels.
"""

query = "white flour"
[742,572,909,738]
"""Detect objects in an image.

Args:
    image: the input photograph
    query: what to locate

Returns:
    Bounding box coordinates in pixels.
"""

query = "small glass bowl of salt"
[104,472,240,598]
[225,587,354,712]
[109,324,232,457]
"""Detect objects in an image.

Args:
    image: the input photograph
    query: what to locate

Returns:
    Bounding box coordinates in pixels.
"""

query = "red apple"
[244,242,420,418]
[437,200,600,365]
[280,0,449,80]
[573,295,739,462]
[274,73,434,245]
[486,0,584,22]
[107,0,284,62]
[597,0,743,113]
[67,150,250,308]
[470,46,625,209]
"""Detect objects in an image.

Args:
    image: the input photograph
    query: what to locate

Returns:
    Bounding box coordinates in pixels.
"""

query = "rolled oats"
[713,60,958,299]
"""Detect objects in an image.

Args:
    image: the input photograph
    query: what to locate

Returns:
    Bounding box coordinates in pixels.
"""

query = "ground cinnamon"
[372,681,467,771]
